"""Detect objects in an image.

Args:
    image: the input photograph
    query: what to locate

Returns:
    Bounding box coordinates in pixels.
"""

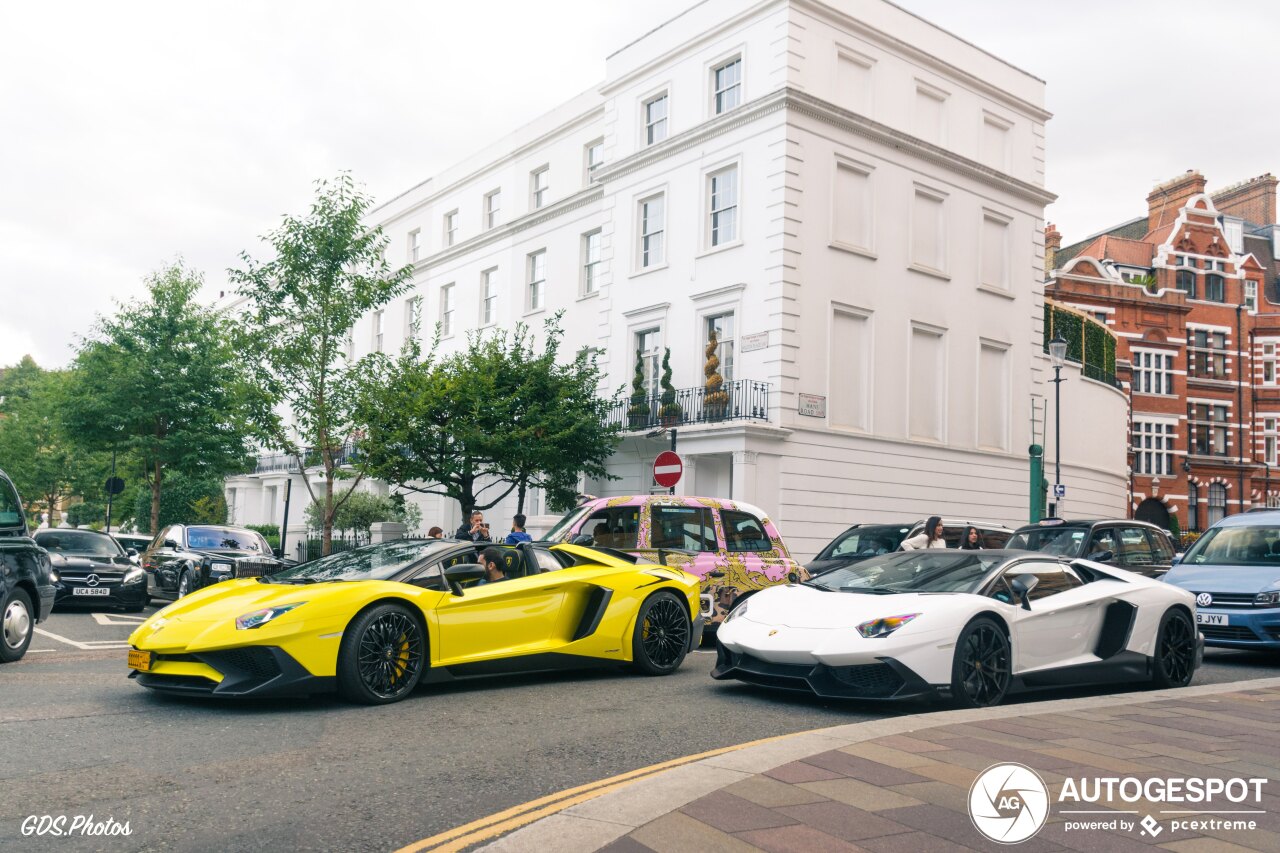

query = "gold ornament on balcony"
[705,329,729,420]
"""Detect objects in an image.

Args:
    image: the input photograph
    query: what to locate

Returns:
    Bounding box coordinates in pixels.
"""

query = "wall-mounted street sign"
[653,451,684,489]
[798,393,826,418]
[1053,483,1066,499]
[741,332,769,353]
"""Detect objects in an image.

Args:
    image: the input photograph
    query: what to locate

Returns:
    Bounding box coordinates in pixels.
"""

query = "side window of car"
[1089,528,1118,557]
[987,575,1015,604]
[651,506,716,552]
[1005,562,1083,601]
[721,509,770,552]
[980,530,1012,549]
[0,477,23,528]
[583,507,640,550]
[1145,529,1174,563]
[152,527,171,550]
[1117,527,1156,566]
[534,550,564,573]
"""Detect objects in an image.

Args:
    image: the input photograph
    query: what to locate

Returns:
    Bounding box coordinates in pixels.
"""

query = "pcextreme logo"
[968,763,1051,844]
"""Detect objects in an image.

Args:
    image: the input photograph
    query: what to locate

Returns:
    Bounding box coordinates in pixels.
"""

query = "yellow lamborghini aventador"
[126,539,702,704]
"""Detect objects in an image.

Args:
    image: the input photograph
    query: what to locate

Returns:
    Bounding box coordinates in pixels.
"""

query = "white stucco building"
[226,0,1128,559]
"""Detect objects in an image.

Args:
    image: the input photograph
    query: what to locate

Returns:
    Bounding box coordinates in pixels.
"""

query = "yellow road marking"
[395,733,790,853]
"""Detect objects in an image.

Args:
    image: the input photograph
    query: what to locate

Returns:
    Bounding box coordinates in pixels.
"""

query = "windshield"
[817,525,911,560]
[1181,526,1280,567]
[544,504,594,543]
[0,477,22,529]
[1006,526,1088,557]
[187,526,266,552]
[36,530,124,557]
[269,539,453,582]
[808,551,1004,594]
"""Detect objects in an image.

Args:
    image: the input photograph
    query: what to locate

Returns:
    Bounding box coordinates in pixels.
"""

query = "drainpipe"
[1238,304,1245,509]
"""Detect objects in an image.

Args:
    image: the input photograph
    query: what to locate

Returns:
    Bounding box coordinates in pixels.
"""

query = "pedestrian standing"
[958,525,982,550]
[505,513,533,544]
[900,516,947,550]
[455,510,493,543]
[427,526,444,539]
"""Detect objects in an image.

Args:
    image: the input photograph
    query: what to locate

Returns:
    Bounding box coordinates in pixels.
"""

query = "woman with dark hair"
[900,516,946,550]
[958,525,982,550]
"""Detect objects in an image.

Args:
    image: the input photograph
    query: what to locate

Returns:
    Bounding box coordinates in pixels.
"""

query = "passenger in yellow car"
[477,547,508,585]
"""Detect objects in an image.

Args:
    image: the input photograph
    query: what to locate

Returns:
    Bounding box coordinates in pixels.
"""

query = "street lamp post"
[1049,333,1069,515]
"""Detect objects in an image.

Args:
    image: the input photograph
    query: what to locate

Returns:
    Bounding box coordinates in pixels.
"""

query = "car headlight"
[856,613,920,638]
[236,602,306,630]
[1254,590,1280,606]
[123,567,145,584]
[725,597,750,622]
[49,570,60,583]
[211,562,234,574]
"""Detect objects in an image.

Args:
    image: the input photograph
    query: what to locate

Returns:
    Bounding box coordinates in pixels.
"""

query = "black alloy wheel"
[1152,609,1197,688]
[337,604,426,704]
[951,617,1011,708]
[632,591,690,676]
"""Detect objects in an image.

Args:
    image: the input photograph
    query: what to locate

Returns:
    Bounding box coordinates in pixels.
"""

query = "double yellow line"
[394,734,789,853]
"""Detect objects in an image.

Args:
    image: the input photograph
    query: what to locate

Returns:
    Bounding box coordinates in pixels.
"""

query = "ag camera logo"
[969,763,1050,844]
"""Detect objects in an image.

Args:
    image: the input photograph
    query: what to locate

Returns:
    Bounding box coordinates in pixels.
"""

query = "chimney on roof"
[1147,170,1206,234]
[1044,223,1062,272]
[1212,173,1277,227]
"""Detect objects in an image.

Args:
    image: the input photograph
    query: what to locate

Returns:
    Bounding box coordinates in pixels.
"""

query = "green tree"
[229,174,413,556]
[130,470,227,532]
[66,262,253,534]
[355,317,620,517]
[302,491,416,540]
[0,364,108,526]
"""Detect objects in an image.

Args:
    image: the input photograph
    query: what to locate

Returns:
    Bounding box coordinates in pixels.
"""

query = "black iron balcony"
[606,379,771,432]
[254,442,359,474]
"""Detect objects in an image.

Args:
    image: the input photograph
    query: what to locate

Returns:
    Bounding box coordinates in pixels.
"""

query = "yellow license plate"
[127,649,153,672]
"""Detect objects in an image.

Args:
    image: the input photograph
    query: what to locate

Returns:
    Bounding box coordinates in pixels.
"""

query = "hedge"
[1043,302,1117,379]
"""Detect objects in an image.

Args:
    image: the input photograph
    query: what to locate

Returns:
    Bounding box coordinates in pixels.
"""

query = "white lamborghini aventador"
[712,549,1202,707]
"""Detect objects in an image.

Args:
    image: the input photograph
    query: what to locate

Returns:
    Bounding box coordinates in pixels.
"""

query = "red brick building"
[1047,171,1280,533]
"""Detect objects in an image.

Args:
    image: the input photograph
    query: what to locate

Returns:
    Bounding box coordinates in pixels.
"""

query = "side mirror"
[1087,550,1114,563]
[126,548,138,557]
[571,534,594,546]
[708,570,726,579]
[163,539,178,549]
[1009,573,1039,611]
[444,563,486,593]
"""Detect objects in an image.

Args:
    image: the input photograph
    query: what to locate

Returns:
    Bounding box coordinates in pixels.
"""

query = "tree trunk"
[150,460,163,535]
[516,479,527,515]
[322,461,334,557]
[458,473,475,526]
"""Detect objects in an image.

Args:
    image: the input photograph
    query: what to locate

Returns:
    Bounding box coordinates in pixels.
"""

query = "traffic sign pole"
[104,448,116,532]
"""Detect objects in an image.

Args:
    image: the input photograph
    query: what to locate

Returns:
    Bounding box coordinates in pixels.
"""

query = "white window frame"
[1245,280,1257,312]
[704,312,735,384]
[404,295,422,341]
[706,163,739,250]
[371,310,385,353]
[480,268,498,326]
[530,166,549,210]
[643,91,669,146]
[408,229,421,262]
[444,209,458,247]
[581,229,602,296]
[483,189,501,230]
[638,192,666,270]
[1133,348,1175,395]
[439,283,455,338]
[711,56,742,115]
[526,250,546,313]
[344,326,355,360]
[1265,417,1278,466]
[635,327,663,398]
[584,138,604,184]
[1264,343,1276,385]
[1132,420,1176,476]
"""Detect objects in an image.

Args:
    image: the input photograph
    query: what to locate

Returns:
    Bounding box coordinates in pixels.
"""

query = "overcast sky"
[4,1,1277,369]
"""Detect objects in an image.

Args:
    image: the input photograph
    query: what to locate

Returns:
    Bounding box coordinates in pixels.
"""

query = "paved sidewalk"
[478,678,1280,852]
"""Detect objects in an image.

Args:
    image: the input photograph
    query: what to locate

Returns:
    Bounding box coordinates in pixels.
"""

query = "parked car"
[714,549,1201,707]
[127,539,701,704]
[141,524,286,601]
[112,532,154,564]
[1163,510,1280,649]
[0,468,56,662]
[806,519,1014,575]
[35,529,148,612]
[1005,518,1176,578]
[544,495,804,627]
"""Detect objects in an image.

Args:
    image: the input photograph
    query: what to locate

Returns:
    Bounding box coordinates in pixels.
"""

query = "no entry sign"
[653,451,683,489]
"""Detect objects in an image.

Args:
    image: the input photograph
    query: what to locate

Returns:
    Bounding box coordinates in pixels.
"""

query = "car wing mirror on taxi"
[571,534,594,546]
[1009,573,1039,611]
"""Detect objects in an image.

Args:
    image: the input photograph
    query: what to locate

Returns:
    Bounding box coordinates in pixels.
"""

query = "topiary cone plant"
[628,348,650,429]
[658,347,682,425]
[704,329,730,419]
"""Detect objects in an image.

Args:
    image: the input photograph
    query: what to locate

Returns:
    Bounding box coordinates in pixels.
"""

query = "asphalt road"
[2,606,1278,853]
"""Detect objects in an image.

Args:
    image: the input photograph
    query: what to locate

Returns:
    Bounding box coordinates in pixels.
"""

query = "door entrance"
[1134,497,1171,530]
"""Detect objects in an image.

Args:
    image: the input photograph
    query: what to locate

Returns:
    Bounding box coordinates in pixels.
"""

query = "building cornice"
[791,0,1049,122]
[411,186,604,273]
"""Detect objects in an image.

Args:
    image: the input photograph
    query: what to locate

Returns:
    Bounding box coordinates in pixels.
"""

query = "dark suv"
[0,468,56,662]
[1005,518,1177,578]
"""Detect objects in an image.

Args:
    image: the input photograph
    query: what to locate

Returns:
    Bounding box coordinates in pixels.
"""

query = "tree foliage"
[66,263,251,534]
[129,470,228,533]
[229,173,413,555]
[355,314,620,517]
[302,491,419,540]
